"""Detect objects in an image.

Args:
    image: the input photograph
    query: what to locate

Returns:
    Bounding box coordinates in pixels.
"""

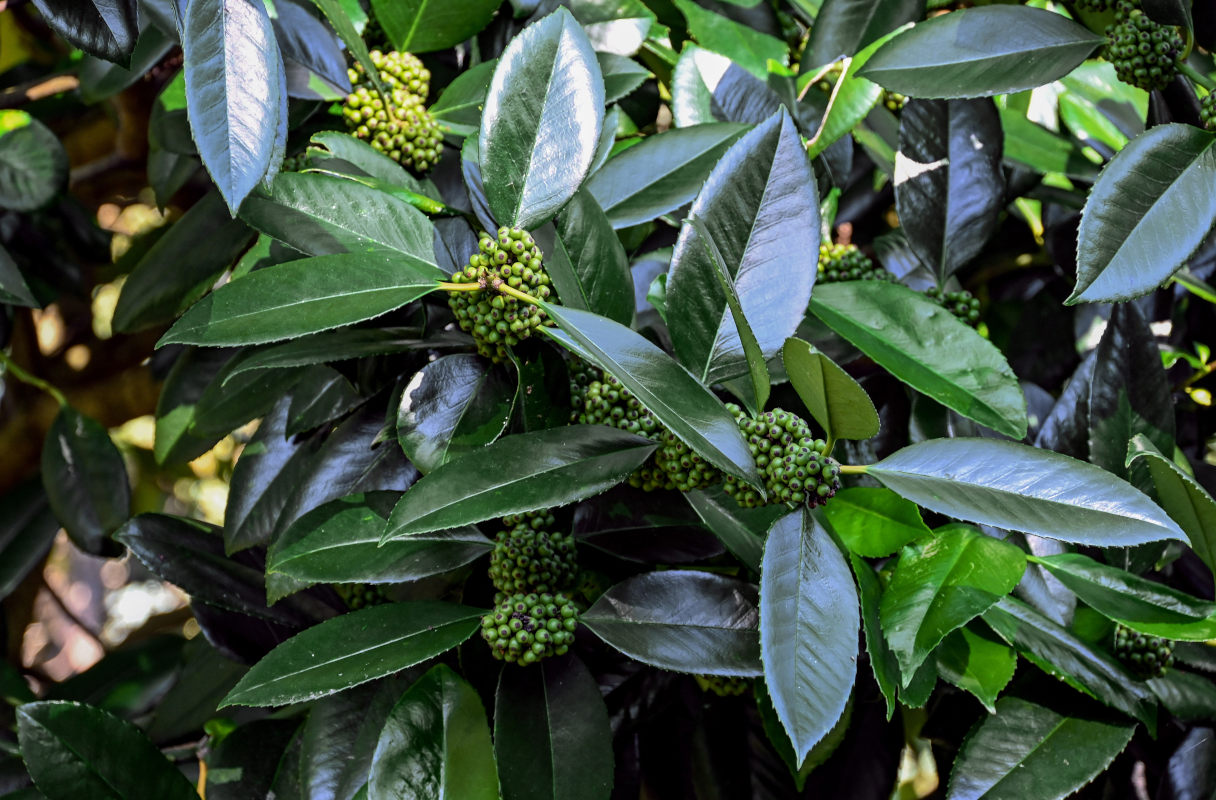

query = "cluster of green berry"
[1113,623,1173,678]
[341,50,443,172]
[334,583,389,610]
[447,227,555,362]
[1073,0,1111,11]
[694,674,751,697]
[723,404,841,508]
[488,511,579,595]
[1201,93,1216,132]
[817,243,892,284]
[280,151,308,173]
[653,430,721,492]
[481,592,579,665]
[924,287,981,327]
[1104,0,1183,92]
[883,91,907,113]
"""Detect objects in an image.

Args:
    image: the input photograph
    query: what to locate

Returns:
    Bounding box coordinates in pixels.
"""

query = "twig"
[0,74,79,110]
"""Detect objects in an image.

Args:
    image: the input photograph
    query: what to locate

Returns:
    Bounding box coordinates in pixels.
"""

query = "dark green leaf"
[1148,670,1216,722]
[1143,0,1192,28]
[947,696,1135,800]
[239,171,436,263]
[271,493,492,583]
[671,0,786,78]
[0,110,68,211]
[684,487,780,571]
[77,23,175,103]
[494,655,614,800]
[805,0,921,68]
[305,131,428,190]
[206,719,301,800]
[1128,434,1216,581]
[0,479,58,601]
[850,552,899,719]
[309,0,390,105]
[544,305,759,484]
[369,664,497,800]
[274,0,350,100]
[983,597,1157,729]
[585,123,750,228]
[219,327,440,381]
[782,338,879,442]
[808,282,1027,438]
[17,701,198,800]
[582,571,762,674]
[385,425,655,538]
[760,510,858,762]
[285,366,363,435]
[153,347,238,465]
[190,361,306,440]
[880,524,1025,683]
[598,53,649,103]
[47,636,184,715]
[573,485,725,563]
[0,243,35,307]
[935,627,1016,714]
[183,0,286,212]
[670,46,783,128]
[397,354,514,474]
[549,189,635,326]
[867,438,1186,546]
[823,487,930,557]
[29,0,138,65]
[147,638,248,743]
[998,106,1101,182]
[667,110,817,385]
[372,0,500,53]
[40,407,129,555]
[221,602,483,707]
[895,98,1004,281]
[1071,124,1216,303]
[158,252,442,347]
[858,6,1103,98]
[480,7,604,229]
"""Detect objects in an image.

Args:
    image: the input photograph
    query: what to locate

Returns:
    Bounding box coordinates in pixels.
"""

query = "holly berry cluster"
[488,511,579,596]
[1074,0,1112,11]
[334,583,389,610]
[924,287,982,327]
[694,674,751,697]
[723,405,841,508]
[653,429,721,492]
[1113,623,1174,679]
[817,243,892,284]
[1201,93,1216,132]
[1104,0,1183,92]
[481,591,579,665]
[342,49,443,172]
[447,227,555,362]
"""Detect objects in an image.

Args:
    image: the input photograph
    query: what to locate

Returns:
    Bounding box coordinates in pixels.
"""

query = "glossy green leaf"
[947,696,1135,800]
[671,0,786,78]
[684,487,780,571]
[41,406,130,556]
[824,487,930,558]
[670,46,783,128]
[544,304,758,485]
[667,110,817,386]
[881,525,1025,683]
[1128,434,1216,581]
[273,0,350,101]
[1057,64,1144,156]
[895,98,1004,282]
[182,0,286,212]
[867,438,1186,546]
[305,130,428,191]
[17,700,198,800]
[569,0,655,56]
[430,60,495,135]
[114,191,255,332]
[1149,670,1216,722]
[0,243,35,306]
[221,602,483,707]
[153,347,238,465]
[598,52,648,103]
[859,6,1103,98]
[494,655,614,800]
[983,597,1157,729]
[397,354,514,474]
[369,664,497,800]
[808,282,1026,438]
[239,171,435,263]
[384,425,655,538]
[1143,0,1192,28]
[805,0,921,68]
[372,0,500,53]
[30,0,138,65]
[206,719,302,800]
[850,552,899,719]
[585,123,750,228]
[271,493,492,583]
[480,7,604,229]
[147,638,248,743]
[998,106,1100,181]
[935,627,1016,714]
[221,328,444,381]
[1071,124,1216,303]
[782,338,879,442]
[159,252,442,347]
[285,366,363,435]
[547,188,635,325]
[0,479,59,601]
[760,510,858,762]
[0,109,67,212]
[582,571,762,674]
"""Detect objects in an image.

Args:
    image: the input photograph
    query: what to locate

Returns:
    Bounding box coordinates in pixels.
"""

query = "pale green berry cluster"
[1113,623,1173,679]
[342,50,443,172]
[924,287,981,327]
[817,243,892,284]
[1201,93,1216,131]
[883,91,907,112]
[335,583,389,610]
[653,429,721,492]
[481,592,579,665]
[1105,3,1183,92]
[488,512,578,595]
[280,152,308,173]
[694,674,751,696]
[723,404,841,508]
[447,227,554,362]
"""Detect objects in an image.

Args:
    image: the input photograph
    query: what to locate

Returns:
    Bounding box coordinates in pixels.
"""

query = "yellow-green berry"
[722,404,842,509]
[694,674,751,697]
[817,243,892,284]
[342,50,443,172]
[481,591,579,665]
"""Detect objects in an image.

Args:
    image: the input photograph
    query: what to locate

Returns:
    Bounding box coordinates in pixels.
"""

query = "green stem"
[824,435,837,459]
[438,278,542,309]
[1177,58,1216,93]
[838,463,869,475]
[436,280,483,292]
[0,349,68,407]
[495,281,542,306]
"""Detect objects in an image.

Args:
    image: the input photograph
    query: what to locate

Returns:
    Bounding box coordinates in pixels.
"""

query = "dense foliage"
[2,0,1216,798]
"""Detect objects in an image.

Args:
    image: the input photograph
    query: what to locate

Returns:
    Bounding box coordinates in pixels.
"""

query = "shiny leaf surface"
[41,406,130,555]
[782,338,879,442]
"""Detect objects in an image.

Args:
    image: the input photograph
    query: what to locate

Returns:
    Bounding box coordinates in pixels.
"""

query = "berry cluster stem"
[838,463,868,475]
[1177,58,1216,92]
[0,349,67,407]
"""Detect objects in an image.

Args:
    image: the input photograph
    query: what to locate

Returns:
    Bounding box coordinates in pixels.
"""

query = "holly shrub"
[2,0,1216,798]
